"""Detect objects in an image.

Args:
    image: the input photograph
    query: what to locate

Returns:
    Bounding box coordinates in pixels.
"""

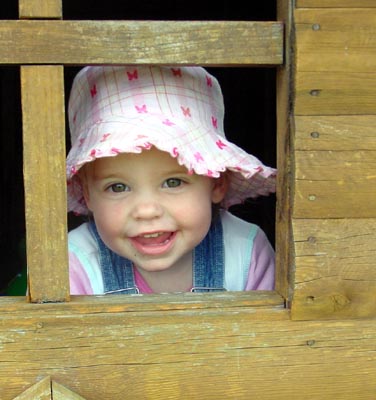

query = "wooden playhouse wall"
[0,0,376,398]
[289,0,376,321]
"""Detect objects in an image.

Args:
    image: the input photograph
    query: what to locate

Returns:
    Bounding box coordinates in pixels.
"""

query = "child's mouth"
[130,231,176,255]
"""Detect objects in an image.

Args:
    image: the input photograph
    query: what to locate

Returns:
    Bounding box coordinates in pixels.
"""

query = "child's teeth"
[143,232,162,238]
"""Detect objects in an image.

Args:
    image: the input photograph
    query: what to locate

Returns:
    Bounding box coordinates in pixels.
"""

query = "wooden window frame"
[1,0,289,318]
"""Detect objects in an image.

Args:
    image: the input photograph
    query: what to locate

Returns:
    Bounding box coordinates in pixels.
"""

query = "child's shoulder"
[68,222,97,254]
[220,209,260,240]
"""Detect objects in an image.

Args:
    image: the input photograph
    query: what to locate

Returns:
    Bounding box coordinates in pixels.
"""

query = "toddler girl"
[66,65,276,294]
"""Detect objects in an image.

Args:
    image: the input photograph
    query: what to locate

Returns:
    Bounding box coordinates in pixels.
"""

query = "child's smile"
[130,230,177,256]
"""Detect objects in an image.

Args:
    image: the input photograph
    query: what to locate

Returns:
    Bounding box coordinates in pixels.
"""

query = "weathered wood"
[295,71,376,115]
[291,218,376,320]
[0,298,376,399]
[12,377,51,400]
[295,9,376,73]
[294,150,376,218]
[296,0,376,7]
[0,20,283,66]
[0,291,285,316]
[275,0,294,300]
[295,116,376,151]
[294,8,376,116]
[19,0,62,19]
[11,376,86,399]
[52,381,87,399]
[291,2,376,322]
[21,66,69,303]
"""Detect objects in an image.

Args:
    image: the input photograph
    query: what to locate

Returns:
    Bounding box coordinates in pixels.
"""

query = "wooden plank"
[21,66,69,303]
[0,20,283,66]
[291,218,376,320]
[295,71,376,115]
[0,291,285,316]
[1,301,376,399]
[295,115,376,151]
[12,377,51,400]
[275,0,294,300]
[295,9,376,73]
[52,381,86,399]
[296,0,376,7]
[19,0,62,19]
[294,150,376,218]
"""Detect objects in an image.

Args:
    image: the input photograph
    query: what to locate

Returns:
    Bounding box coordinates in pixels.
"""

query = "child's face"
[81,147,227,274]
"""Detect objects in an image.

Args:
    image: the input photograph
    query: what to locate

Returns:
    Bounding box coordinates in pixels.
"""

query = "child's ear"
[211,173,229,204]
[82,182,91,210]
[79,169,92,211]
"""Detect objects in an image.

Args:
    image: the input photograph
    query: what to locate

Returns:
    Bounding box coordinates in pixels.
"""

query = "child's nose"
[131,198,163,220]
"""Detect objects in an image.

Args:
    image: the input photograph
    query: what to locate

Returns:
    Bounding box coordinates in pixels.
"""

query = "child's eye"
[108,183,129,193]
[163,178,182,188]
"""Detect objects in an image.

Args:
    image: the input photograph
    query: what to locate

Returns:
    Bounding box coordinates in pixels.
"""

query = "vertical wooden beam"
[21,66,69,303]
[275,0,294,301]
[19,0,67,302]
[19,0,62,19]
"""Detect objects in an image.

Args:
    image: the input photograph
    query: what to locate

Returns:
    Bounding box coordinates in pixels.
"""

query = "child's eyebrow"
[164,167,189,173]
[159,168,191,176]
[91,170,122,181]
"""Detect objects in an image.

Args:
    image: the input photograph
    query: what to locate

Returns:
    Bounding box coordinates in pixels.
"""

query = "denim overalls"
[89,218,225,294]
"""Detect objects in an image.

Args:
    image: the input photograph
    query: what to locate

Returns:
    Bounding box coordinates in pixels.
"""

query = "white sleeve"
[68,223,104,294]
[221,210,275,291]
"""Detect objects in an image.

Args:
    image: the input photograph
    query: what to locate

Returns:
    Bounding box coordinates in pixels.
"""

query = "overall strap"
[89,222,139,294]
[191,216,225,292]
[89,216,225,294]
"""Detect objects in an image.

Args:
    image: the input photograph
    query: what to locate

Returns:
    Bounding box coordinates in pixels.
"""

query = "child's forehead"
[90,148,189,174]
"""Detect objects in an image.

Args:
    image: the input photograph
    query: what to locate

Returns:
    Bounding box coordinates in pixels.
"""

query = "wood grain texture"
[19,0,62,19]
[12,377,51,400]
[296,0,376,7]
[293,116,376,217]
[295,9,376,73]
[52,381,87,399]
[0,20,283,66]
[21,66,69,303]
[291,4,376,320]
[291,218,376,320]
[294,71,376,116]
[0,297,376,399]
[294,8,376,115]
[293,150,376,218]
[275,0,294,300]
[295,116,376,151]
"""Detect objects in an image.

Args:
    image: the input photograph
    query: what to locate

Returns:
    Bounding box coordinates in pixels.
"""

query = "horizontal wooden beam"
[294,71,376,116]
[19,0,62,19]
[295,116,376,151]
[292,218,376,320]
[294,150,376,218]
[1,296,376,399]
[0,20,283,66]
[295,9,376,73]
[296,0,376,7]
[0,291,285,315]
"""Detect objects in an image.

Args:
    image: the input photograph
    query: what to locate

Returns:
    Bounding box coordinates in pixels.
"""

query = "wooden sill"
[0,291,286,320]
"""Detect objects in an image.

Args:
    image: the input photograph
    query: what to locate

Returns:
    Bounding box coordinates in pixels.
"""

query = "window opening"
[0,0,277,296]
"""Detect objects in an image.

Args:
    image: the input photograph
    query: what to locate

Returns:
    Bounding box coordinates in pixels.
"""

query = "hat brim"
[66,115,276,215]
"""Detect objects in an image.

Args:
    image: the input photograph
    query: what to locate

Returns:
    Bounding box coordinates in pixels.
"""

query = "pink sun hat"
[66,65,276,215]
